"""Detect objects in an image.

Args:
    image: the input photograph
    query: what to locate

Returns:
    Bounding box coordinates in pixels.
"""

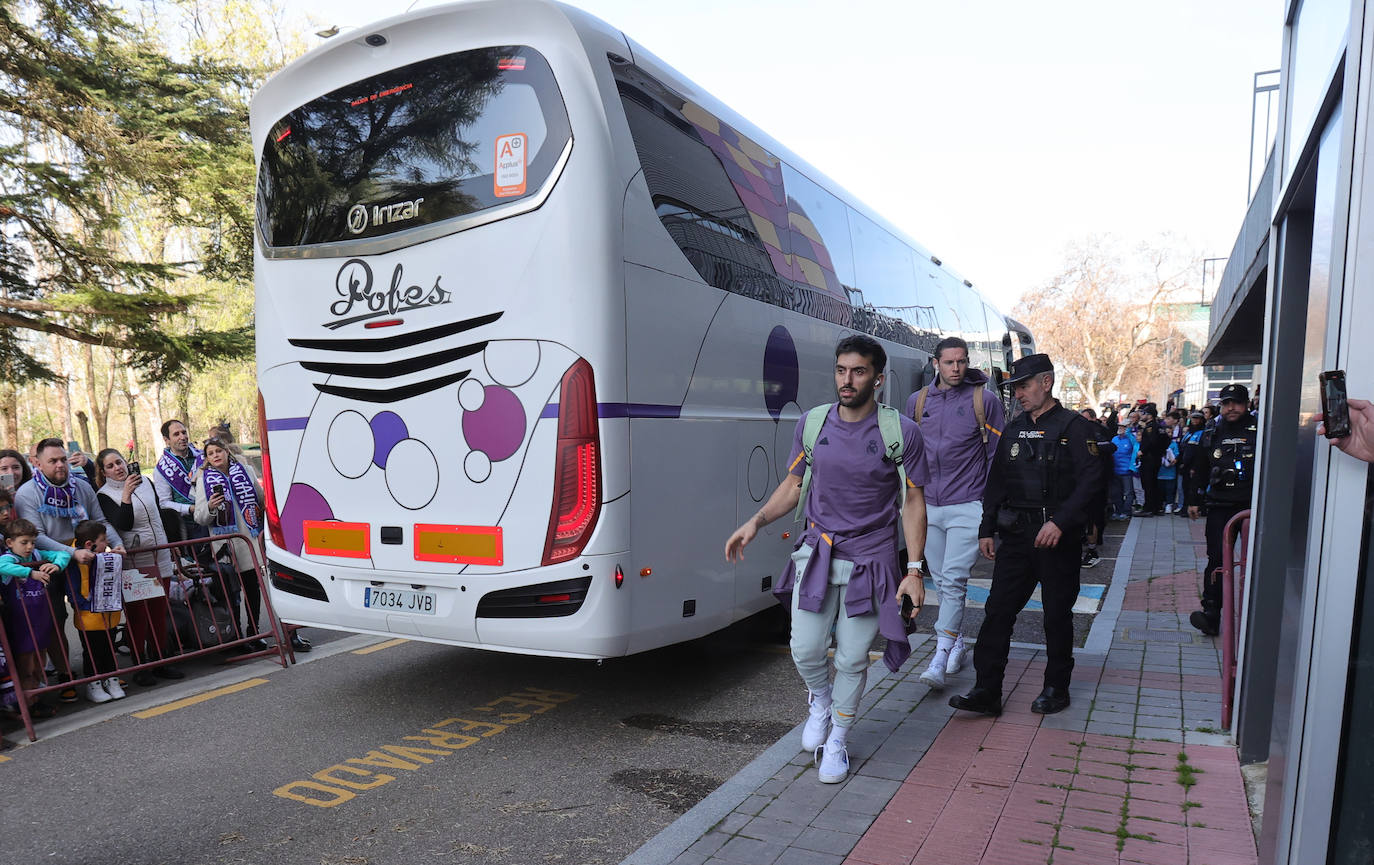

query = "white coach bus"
[251,0,1022,659]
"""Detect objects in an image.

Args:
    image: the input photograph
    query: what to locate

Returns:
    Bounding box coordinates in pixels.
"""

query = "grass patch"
[1194,725,1220,734]
[1175,752,1202,790]
[1182,800,1202,811]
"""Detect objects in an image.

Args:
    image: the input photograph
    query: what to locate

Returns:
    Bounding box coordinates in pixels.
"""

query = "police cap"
[1003,353,1054,387]
[1219,383,1250,404]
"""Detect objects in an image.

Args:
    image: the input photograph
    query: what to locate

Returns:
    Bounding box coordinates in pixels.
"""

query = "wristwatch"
[907,560,925,574]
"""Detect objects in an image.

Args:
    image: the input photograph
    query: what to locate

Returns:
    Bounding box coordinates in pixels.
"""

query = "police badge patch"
[1087,440,1099,456]
[1011,443,1020,459]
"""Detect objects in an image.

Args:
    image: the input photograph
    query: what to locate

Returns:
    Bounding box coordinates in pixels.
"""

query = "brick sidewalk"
[630,515,1258,865]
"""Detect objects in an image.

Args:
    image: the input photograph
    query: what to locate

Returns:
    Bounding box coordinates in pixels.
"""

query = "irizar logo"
[346,204,368,234]
[346,197,425,235]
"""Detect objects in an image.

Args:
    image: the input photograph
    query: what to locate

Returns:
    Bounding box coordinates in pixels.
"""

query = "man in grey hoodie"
[904,337,1005,688]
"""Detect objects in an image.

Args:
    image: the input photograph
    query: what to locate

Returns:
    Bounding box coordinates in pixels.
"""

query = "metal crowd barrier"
[1220,508,1252,731]
[1,533,293,743]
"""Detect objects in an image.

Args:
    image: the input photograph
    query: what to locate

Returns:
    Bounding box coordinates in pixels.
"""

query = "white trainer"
[945,635,968,675]
[919,654,947,690]
[84,681,112,703]
[102,678,126,700]
[816,733,849,784]
[801,688,832,751]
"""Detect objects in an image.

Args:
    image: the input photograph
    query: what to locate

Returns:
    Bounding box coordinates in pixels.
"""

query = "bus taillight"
[542,359,601,566]
[257,390,286,551]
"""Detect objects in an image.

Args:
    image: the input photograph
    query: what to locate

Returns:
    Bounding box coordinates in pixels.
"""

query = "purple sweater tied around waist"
[774,521,913,672]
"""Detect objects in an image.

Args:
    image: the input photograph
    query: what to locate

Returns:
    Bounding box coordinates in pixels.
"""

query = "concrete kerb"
[7,631,384,747]
[619,635,932,865]
[1082,515,1140,655]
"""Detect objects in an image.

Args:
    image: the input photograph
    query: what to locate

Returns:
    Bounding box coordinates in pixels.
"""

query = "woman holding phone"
[0,449,33,493]
[192,438,309,653]
[94,448,184,684]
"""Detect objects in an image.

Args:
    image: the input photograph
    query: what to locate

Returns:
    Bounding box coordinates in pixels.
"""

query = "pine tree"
[0,0,254,395]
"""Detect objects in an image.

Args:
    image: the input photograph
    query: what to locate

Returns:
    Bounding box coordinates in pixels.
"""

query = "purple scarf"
[33,470,88,520]
[203,460,260,538]
[156,446,203,504]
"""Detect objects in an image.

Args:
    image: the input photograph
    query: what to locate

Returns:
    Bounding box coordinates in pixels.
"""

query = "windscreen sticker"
[494,133,528,198]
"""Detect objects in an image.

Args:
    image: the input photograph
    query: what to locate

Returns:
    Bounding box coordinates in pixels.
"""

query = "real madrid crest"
[1011,443,1021,459]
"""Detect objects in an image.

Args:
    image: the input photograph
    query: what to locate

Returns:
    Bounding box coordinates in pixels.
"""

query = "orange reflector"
[538,594,572,603]
[302,521,371,559]
[639,567,652,577]
[782,532,791,539]
[414,524,503,566]
[615,565,624,588]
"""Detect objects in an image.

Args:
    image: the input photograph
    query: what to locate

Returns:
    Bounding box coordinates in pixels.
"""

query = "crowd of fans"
[0,418,308,749]
[1072,391,1261,568]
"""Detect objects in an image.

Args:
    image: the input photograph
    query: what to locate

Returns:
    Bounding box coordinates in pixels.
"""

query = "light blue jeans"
[789,546,878,729]
[925,501,982,638]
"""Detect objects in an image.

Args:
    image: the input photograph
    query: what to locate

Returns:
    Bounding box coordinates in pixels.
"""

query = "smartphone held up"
[1320,370,1351,439]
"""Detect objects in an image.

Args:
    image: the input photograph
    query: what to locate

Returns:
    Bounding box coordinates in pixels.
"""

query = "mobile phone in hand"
[900,593,915,620]
[1320,370,1351,439]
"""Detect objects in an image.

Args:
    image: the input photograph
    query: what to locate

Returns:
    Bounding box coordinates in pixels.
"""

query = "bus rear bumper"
[266,552,631,658]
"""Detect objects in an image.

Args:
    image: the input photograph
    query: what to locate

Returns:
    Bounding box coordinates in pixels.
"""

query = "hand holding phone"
[900,592,916,621]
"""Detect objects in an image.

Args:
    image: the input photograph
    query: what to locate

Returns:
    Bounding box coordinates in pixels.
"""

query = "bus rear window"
[258,45,571,249]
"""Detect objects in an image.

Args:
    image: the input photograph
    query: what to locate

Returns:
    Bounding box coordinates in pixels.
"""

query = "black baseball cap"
[1003,353,1054,387]
[1219,384,1250,404]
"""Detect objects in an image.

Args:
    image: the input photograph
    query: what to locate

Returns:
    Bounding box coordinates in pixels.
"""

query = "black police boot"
[1190,606,1221,636]
[1031,686,1071,715]
[949,687,1002,717]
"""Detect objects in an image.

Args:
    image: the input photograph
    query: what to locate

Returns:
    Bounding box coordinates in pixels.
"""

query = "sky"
[278,0,1281,312]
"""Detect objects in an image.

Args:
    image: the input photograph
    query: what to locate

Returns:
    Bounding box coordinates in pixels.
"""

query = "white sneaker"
[102,678,126,700]
[945,635,968,675]
[84,681,112,704]
[801,688,832,751]
[816,736,849,784]
[919,654,947,689]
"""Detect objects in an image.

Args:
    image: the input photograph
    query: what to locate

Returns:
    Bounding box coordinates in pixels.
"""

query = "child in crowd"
[0,490,16,745]
[1158,434,1181,515]
[1110,423,1138,520]
[0,518,71,719]
[68,520,125,703]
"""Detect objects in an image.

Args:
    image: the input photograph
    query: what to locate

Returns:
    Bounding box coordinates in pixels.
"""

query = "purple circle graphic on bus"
[370,411,409,468]
[280,483,334,556]
[462,386,526,462]
[762,325,799,420]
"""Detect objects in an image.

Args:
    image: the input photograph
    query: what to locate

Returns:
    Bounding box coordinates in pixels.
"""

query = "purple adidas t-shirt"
[787,405,930,539]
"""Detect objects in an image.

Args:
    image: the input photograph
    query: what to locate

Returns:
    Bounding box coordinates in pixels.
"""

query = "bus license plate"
[363,587,437,615]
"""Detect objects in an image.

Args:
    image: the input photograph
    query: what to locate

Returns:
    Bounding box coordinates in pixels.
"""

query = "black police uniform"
[1184,405,1257,634]
[971,397,1105,702]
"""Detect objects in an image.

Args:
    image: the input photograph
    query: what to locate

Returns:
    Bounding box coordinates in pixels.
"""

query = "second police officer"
[949,353,1106,716]
[1185,383,1258,636]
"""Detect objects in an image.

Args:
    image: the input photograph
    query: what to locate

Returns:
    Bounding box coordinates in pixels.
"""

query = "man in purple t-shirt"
[726,335,929,785]
[904,336,1004,691]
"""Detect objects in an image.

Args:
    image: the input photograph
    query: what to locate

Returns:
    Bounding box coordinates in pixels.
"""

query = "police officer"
[1185,383,1257,636]
[949,354,1105,716]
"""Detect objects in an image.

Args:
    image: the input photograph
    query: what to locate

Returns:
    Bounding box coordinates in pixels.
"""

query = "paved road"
[2,520,1133,865]
[2,612,800,865]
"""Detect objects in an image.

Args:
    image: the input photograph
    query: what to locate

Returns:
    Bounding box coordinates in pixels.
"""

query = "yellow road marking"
[133,678,268,719]
[0,754,11,762]
[353,638,409,655]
